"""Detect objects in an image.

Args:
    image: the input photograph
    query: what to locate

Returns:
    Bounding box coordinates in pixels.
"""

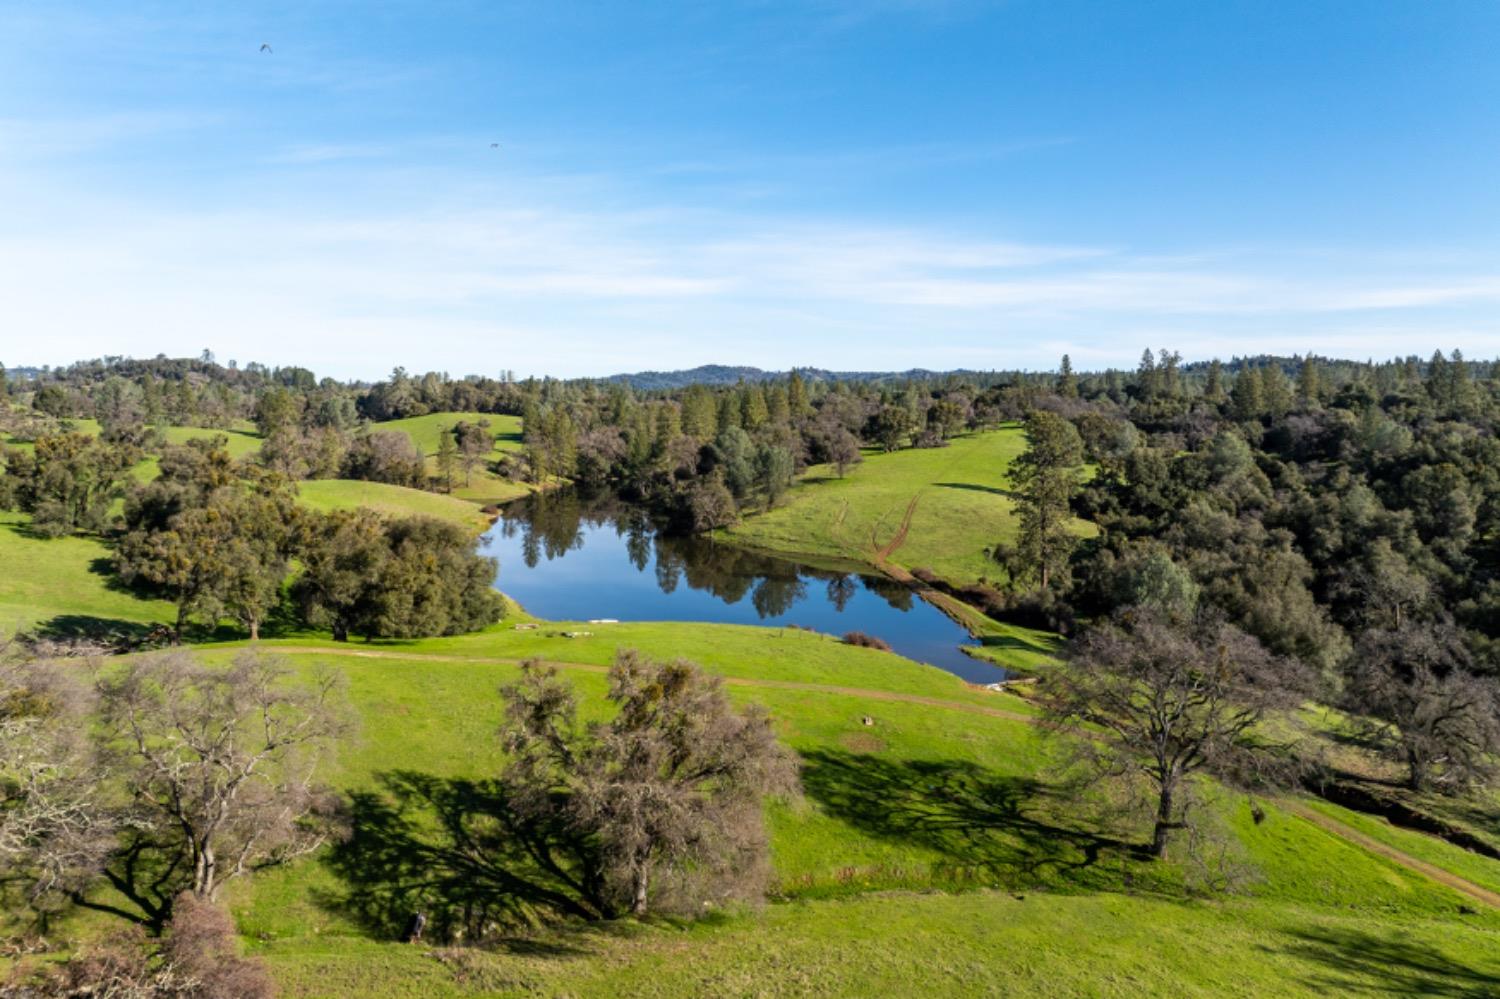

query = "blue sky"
[3,1,1500,378]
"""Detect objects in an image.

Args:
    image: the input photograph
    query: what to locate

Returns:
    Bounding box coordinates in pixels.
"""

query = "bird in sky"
[260,42,273,54]
[490,143,500,149]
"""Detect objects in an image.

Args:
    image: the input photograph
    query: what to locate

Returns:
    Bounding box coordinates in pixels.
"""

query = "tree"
[1057,354,1078,398]
[435,424,458,493]
[453,420,491,487]
[754,443,795,507]
[686,471,738,534]
[97,651,345,903]
[115,474,297,641]
[294,511,504,641]
[500,651,799,917]
[341,430,426,487]
[0,648,113,922]
[291,508,389,642]
[1046,608,1304,859]
[4,432,140,537]
[1010,411,1084,590]
[870,404,913,452]
[827,427,862,478]
[1343,623,1500,791]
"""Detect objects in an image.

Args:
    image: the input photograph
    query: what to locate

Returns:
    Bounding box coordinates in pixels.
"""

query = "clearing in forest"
[728,426,1091,588]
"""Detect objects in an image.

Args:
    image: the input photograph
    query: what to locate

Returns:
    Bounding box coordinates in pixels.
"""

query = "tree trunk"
[249,617,260,641]
[1151,781,1175,859]
[630,865,649,917]
[332,620,348,643]
[1407,748,1427,792]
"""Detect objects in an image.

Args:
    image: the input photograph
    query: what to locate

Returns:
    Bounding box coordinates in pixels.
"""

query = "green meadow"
[0,511,175,631]
[726,427,1093,588]
[373,411,533,506]
[295,478,494,531]
[192,631,1500,996]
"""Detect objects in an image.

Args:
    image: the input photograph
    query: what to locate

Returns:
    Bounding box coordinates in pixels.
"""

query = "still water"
[479,493,1006,684]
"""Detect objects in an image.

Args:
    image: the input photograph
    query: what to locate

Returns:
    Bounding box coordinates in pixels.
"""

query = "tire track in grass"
[1280,800,1500,908]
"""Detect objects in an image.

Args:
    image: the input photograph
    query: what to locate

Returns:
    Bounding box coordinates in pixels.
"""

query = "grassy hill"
[1,533,1498,994]
[727,427,1092,589]
[0,510,174,632]
[373,412,533,506]
[181,629,1500,995]
[295,479,493,531]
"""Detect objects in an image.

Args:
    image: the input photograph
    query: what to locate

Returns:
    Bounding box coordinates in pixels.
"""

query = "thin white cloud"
[3,153,1500,377]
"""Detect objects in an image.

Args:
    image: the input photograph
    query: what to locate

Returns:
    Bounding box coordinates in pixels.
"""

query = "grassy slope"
[373,412,532,506]
[0,511,174,631]
[295,479,492,531]
[727,427,1092,587]
[726,427,1077,672]
[193,631,1500,996]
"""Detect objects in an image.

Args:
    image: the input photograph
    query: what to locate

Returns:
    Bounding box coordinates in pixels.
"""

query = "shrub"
[841,631,893,652]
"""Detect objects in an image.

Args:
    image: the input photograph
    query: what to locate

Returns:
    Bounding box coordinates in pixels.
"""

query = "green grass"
[0,510,174,632]
[185,631,1500,996]
[250,891,1500,998]
[373,412,533,506]
[157,424,263,459]
[7,612,1500,994]
[1301,798,1500,898]
[727,427,1093,588]
[295,479,493,531]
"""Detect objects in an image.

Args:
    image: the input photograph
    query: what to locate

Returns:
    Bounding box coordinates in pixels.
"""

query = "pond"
[479,492,1008,684]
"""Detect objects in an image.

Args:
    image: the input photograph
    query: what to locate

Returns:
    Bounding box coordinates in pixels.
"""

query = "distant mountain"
[603,365,998,390]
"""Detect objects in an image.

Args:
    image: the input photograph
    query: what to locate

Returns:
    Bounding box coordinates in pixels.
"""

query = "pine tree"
[1204,359,1226,403]
[1296,356,1323,406]
[1057,355,1078,398]
[436,425,458,493]
[1011,411,1084,590]
[1231,368,1264,422]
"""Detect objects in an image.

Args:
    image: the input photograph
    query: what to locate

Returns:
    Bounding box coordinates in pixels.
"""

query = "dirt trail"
[267,645,1038,724]
[873,493,922,562]
[1280,800,1500,908]
[264,646,1500,906]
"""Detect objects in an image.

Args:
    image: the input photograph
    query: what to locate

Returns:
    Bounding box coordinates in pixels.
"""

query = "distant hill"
[604,365,997,390]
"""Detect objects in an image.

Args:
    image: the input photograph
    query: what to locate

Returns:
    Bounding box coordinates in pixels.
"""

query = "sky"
[3,1,1500,380]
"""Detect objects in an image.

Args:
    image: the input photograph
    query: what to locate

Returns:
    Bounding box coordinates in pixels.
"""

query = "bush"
[841,631,893,652]
[2,894,273,998]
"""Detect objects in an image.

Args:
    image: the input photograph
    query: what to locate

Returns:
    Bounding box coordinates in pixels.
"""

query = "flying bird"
[490,143,500,149]
[260,42,273,53]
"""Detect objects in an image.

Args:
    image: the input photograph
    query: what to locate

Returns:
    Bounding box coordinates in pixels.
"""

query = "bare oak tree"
[501,650,799,917]
[1343,622,1500,791]
[1045,607,1305,859]
[0,649,114,921]
[97,650,346,902]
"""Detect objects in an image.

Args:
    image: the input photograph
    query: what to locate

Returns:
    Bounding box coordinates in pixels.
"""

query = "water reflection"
[483,491,1002,684]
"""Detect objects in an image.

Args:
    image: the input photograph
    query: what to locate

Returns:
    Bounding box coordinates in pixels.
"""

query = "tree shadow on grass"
[1274,926,1500,997]
[798,750,1138,891]
[27,614,160,647]
[978,631,1059,658]
[934,481,1016,499]
[316,770,613,947]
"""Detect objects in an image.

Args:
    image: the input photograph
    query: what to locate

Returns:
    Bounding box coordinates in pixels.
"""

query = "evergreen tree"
[1296,356,1323,406]
[1203,359,1226,403]
[787,371,810,417]
[1231,368,1264,422]
[1057,354,1078,398]
[1011,411,1084,590]
[436,424,458,493]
